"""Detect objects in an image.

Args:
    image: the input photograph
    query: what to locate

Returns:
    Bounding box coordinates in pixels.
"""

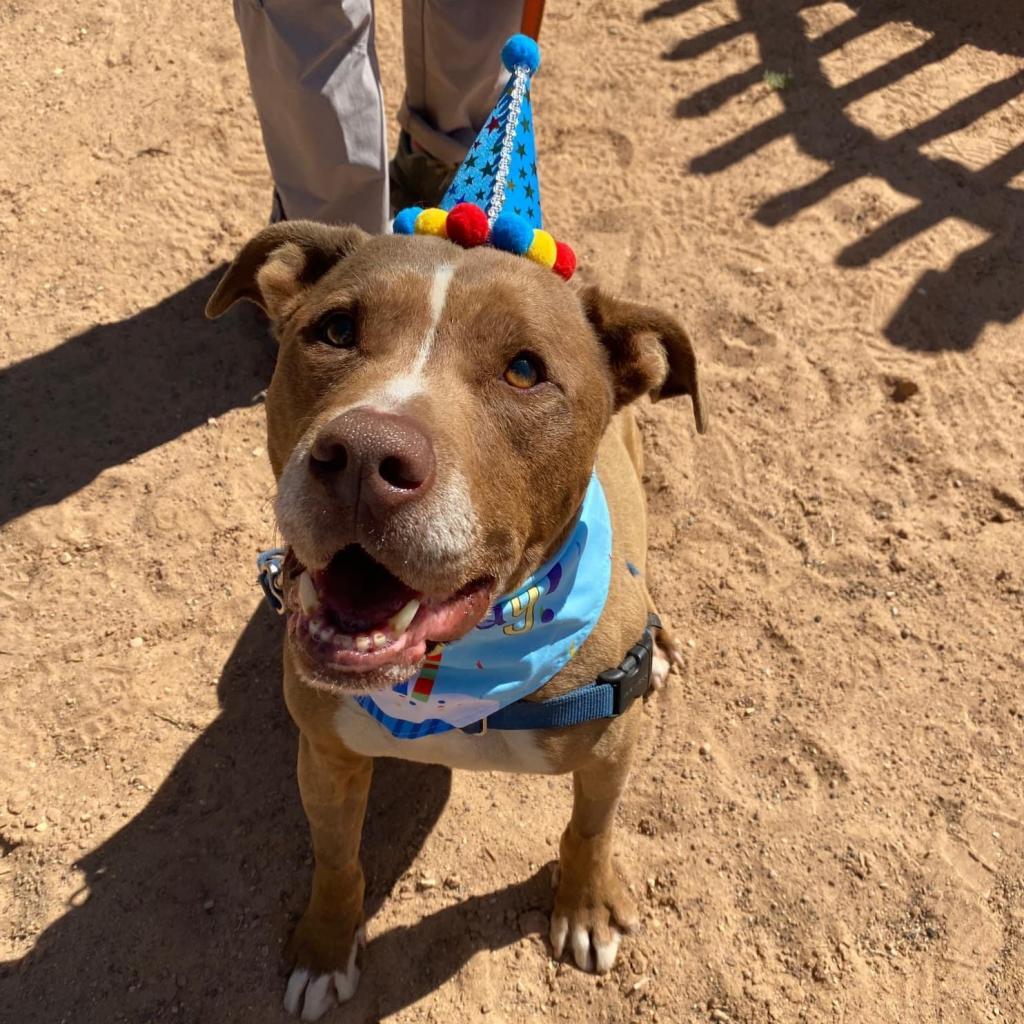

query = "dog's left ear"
[581,286,706,433]
[205,221,369,321]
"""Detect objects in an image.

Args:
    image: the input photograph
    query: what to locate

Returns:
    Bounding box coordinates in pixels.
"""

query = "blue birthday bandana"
[354,475,612,739]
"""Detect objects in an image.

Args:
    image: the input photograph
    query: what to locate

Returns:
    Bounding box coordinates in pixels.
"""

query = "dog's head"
[208,222,704,692]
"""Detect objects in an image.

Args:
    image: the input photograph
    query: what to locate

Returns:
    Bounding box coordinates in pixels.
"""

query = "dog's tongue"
[314,546,418,631]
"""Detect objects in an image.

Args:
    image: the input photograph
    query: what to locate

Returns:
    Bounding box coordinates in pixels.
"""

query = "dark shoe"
[389,132,457,214]
[269,189,286,224]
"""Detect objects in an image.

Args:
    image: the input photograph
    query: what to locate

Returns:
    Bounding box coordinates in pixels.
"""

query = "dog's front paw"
[284,920,365,1020]
[651,625,685,691]
[549,851,638,974]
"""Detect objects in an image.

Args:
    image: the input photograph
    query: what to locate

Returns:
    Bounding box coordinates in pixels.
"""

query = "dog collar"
[458,613,661,735]
[257,542,658,733]
[257,547,288,614]
[254,476,659,736]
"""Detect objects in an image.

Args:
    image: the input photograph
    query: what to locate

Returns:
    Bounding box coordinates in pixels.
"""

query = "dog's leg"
[550,752,639,973]
[643,586,684,691]
[284,734,372,1021]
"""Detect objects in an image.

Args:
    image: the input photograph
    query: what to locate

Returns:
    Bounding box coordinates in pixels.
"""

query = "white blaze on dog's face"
[207,222,704,693]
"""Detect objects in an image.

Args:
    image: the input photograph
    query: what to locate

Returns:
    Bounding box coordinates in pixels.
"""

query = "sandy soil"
[2,1,1023,1021]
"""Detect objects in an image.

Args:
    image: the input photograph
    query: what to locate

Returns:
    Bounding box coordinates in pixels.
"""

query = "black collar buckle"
[597,613,662,716]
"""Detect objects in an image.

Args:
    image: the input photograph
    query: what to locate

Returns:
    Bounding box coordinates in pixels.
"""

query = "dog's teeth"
[298,571,320,616]
[371,631,389,650]
[388,598,420,635]
[355,635,371,653]
[337,634,354,651]
[309,619,334,643]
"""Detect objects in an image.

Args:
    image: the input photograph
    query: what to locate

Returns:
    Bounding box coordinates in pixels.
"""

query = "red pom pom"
[553,241,577,281]
[446,203,489,248]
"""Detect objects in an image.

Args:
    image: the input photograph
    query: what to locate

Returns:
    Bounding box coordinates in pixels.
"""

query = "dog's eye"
[503,353,543,390]
[317,312,356,348]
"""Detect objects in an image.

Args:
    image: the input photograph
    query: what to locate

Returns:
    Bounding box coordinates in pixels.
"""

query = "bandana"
[354,475,612,739]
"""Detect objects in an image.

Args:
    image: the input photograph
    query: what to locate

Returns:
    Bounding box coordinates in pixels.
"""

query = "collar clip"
[598,613,661,715]
[257,548,288,614]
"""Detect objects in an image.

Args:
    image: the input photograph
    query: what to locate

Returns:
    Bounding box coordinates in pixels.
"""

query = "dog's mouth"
[286,545,493,689]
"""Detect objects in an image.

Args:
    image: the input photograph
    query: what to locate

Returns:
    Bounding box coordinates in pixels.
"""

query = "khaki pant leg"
[398,0,524,167]
[234,0,390,232]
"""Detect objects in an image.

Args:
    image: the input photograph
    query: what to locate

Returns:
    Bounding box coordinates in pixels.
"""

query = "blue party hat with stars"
[393,34,576,280]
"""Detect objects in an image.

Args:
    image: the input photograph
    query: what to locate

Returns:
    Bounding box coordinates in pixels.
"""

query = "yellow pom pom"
[415,208,448,238]
[526,229,557,268]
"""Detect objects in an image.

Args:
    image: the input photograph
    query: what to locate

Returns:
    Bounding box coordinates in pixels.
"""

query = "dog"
[207,220,705,1019]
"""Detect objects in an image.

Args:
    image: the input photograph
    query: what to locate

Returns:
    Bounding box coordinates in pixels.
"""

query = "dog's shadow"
[2,605,550,1022]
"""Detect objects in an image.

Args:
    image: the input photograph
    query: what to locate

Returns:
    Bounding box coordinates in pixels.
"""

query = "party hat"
[393,34,576,281]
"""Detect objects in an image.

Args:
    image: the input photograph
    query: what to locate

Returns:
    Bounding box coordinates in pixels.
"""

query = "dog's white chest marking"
[334,699,554,774]
[379,264,455,406]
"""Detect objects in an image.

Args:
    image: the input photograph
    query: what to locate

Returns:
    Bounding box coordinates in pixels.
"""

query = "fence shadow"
[648,0,1024,351]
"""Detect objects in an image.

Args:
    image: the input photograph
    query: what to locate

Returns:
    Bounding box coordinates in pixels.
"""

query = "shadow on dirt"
[647,0,1024,351]
[1,604,551,1021]
[0,269,277,528]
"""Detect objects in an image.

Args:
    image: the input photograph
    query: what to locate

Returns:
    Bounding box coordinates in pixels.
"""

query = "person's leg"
[234,0,389,232]
[392,0,523,208]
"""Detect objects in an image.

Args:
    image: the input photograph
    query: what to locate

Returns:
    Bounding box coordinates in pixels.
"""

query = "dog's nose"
[309,408,436,513]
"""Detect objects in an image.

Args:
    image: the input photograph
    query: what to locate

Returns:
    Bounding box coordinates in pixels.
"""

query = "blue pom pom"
[393,207,422,235]
[490,213,534,255]
[501,34,541,74]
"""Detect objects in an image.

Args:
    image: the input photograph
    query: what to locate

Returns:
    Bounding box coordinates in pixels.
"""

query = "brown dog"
[207,221,704,1020]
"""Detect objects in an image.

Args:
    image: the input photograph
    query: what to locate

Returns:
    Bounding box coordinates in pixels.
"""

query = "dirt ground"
[2,0,1023,1021]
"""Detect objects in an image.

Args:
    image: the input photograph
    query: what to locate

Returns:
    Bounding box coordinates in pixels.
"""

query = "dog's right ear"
[205,221,369,321]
